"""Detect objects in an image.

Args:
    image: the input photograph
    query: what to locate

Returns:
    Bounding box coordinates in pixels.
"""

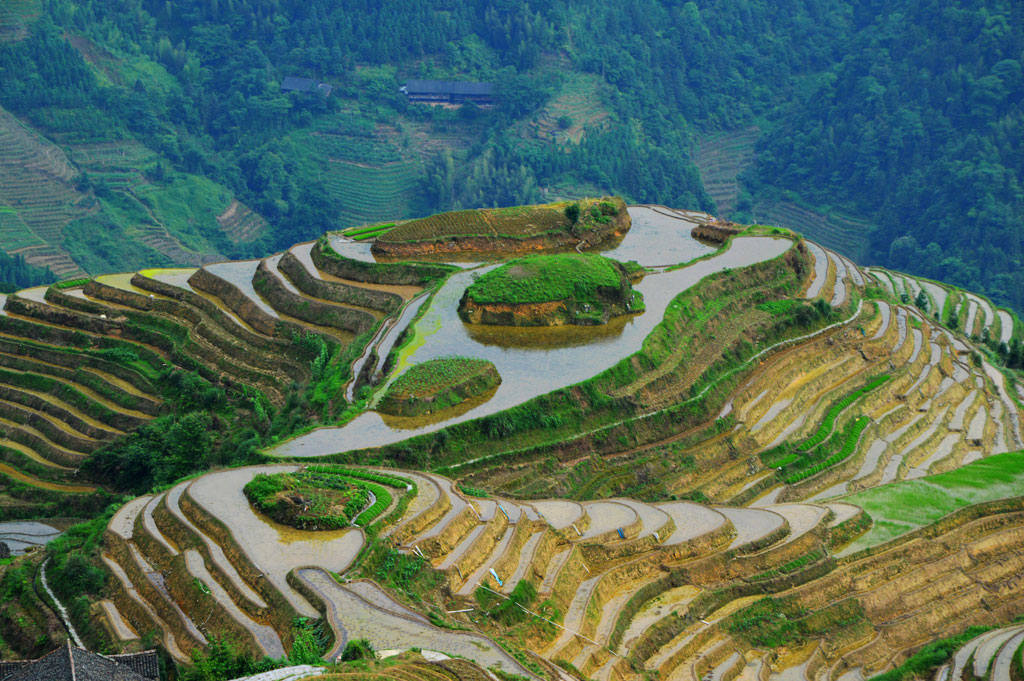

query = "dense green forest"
[0,251,51,291]
[751,0,1024,311]
[0,0,1020,311]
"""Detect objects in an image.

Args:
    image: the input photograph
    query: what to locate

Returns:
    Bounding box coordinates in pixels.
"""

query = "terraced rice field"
[216,199,269,243]
[532,73,611,145]
[693,127,760,217]
[0,241,432,495]
[3,201,1022,681]
[754,201,872,262]
[0,0,40,42]
[0,520,60,554]
[0,105,89,277]
[98,458,899,678]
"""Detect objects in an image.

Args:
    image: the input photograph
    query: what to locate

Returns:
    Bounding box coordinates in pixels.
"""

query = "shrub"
[341,638,375,661]
[564,203,580,224]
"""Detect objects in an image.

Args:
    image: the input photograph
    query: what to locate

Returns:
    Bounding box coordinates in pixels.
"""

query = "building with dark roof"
[0,641,159,681]
[280,76,333,96]
[400,80,494,105]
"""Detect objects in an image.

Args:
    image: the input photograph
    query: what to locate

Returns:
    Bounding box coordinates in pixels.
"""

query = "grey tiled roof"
[0,642,159,681]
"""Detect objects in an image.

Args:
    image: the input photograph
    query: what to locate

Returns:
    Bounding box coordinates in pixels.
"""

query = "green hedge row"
[750,549,824,581]
[797,375,890,452]
[352,480,392,526]
[53,278,91,290]
[306,465,411,489]
[786,416,870,483]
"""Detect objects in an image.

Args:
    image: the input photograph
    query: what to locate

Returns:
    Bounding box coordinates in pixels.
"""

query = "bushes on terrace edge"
[866,626,995,681]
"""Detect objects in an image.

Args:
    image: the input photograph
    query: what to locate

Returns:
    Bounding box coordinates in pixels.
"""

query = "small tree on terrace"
[914,290,929,311]
[565,202,580,225]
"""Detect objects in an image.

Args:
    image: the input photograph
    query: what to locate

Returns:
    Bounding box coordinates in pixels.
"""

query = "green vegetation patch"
[378,356,500,418]
[460,252,643,326]
[843,450,1024,552]
[243,469,391,530]
[377,197,623,244]
[797,375,890,452]
[756,299,801,315]
[727,596,866,649]
[466,253,623,305]
[749,549,825,581]
[867,626,995,681]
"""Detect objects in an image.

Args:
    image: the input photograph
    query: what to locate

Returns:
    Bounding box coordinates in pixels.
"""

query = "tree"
[915,290,930,312]
[341,639,375,661]
[565,203,580,225]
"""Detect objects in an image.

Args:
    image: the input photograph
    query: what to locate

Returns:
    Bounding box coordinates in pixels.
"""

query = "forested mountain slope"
[0,0,1020,316]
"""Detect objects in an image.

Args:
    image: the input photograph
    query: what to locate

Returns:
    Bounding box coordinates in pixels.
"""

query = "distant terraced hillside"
[0,104,278,278]
[0,0,38,43]
[755,200,873,263]
[693,127,874,262]
[693,126,760,218]
[0,106,91,277]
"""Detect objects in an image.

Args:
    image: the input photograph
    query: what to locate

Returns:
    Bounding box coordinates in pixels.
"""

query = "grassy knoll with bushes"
[378,357,500,418]
[244,467,400,530]
[377,197,625,244]
[459,253,643,326]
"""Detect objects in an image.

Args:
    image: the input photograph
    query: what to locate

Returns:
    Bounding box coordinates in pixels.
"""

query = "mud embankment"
[692,221,742,243]
[312,239,455,287]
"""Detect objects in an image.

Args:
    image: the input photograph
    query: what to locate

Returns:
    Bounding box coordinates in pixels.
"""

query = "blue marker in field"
[489,568,503,587]
[617,528,625,539]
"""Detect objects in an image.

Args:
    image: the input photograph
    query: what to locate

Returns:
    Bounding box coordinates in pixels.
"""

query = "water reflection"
[464,313,634,349]
[602,206,715,265]
[271,235,792,457]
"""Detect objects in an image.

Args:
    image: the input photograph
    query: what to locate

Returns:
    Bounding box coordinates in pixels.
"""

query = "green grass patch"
[465,253,629,306]
[842,450,1024,552]
[384,356,494,399]
[726,596,865,649]
[786,416,870,483]
[378,356,500,417]
[749,550,824,581]
[52,278,90,289]
[797,375,889,452]
[342,223,396,238]
[378,197,622,244]
[756,299,801,315]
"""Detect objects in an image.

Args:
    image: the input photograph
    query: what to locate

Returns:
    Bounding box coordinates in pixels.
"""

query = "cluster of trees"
[0,251,53,291]
[752,0,1023,311]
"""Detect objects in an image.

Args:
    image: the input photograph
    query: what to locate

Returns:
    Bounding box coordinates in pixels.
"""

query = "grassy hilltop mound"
[459,252,644,326]
[378,356,501,417]
[371,197,630,257]
[243,470,368,531]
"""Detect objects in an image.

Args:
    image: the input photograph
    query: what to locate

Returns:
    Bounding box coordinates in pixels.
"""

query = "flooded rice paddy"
[0,520,61,555]
[272,228,792,458]
[203,260,278,318]
[295,568,531,675]
[187,465,364,616]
